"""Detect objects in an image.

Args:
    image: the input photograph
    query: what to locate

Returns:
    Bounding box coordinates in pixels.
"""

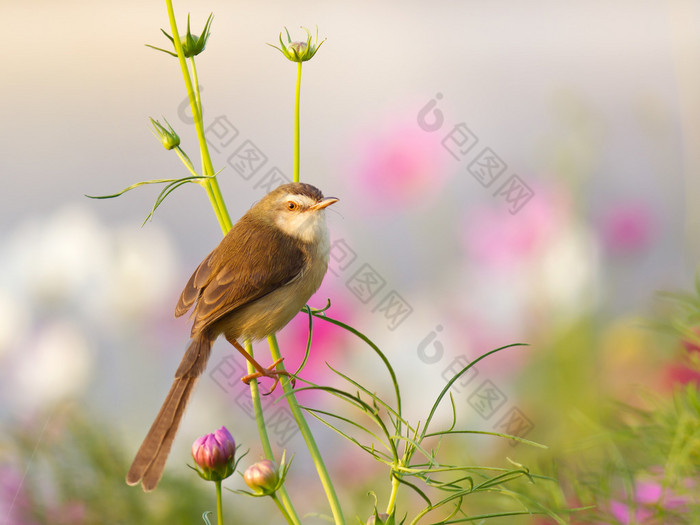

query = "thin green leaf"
[493,487,569,525]
[313,312,402,427]
[325,363,406,428]
[447,392,457,433]
[396,464,520,476]
[307,298,332,314]
[395,475,432,506]
[302,406,392,452]
[438,510,539,524]
[304,408,392,462]
[145,44,178,57]
[160,27,175,44]
[200,13,214,44]
[293,305,314,376]
[286,384,366,412]
[289,384,399,460]
[392,434,440,466]
[142,179,195,225]
[425,473,474,493]
[472,469,529,491]
[420,487,478,518]
[419,343,527,449]
[423,429,548,449]
[439,496,463,524]
[85,178,180,199]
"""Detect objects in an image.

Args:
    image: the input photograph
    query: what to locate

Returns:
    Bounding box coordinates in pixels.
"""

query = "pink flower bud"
[191,426,236,481]
[243,459,279,495]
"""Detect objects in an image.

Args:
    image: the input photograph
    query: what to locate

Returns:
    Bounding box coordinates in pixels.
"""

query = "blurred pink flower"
[599,201,655,256]
[462,183,568,267]
[0,465,35,525]
[681,327,700,354]
[662,328,700,390]
[663,364,700,389]
[609,478,688,524]
[349,117,447,209]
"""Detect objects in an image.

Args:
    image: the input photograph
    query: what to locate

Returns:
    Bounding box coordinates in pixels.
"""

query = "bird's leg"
[226,336,294,395]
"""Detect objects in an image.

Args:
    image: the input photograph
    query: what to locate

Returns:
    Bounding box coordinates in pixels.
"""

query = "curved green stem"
[293,61,302,183]
[164,0,232,234]
[215,480,224,525]
[244,341,301,525]
[267,334,345,524]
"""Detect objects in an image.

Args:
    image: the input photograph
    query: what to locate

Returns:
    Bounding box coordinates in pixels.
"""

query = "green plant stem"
[271,493,295,525]
[174,147,197,176]
[293,61,302,183]
[385,472,400,516]
[244,341,301,525]
[190,56,203,114]
[281,56,344,522]
[267,334,345,524]
[215,480,224,525]
[164,0,232,234]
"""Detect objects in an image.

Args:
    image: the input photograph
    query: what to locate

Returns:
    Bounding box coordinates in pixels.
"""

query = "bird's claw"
[241,357,296,395]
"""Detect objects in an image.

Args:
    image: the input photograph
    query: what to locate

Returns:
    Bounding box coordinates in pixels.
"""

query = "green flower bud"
[149,118,180,150]
[243,459,279,495]
[269,26,325,63]
[147,13,213,58]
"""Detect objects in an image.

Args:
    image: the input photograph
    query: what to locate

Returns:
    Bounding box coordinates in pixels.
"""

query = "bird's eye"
[286,201,298,211]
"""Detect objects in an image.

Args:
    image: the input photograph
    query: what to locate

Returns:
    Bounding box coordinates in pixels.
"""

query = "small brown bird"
[126,182,338,491]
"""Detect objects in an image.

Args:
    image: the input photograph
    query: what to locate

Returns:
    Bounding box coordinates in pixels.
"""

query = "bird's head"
[253,183,338,243]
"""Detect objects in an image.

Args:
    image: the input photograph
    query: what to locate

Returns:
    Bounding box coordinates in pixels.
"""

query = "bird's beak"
[312,197,339,210]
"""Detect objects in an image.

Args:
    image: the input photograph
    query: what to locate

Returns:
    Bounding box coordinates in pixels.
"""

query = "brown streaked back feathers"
[174,213,307,338]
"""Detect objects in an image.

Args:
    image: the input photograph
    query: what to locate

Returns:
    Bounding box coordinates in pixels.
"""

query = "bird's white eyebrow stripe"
[285,194,317,207]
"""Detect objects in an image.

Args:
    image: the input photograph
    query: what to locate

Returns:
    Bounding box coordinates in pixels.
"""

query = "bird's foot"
[241,358,295,395]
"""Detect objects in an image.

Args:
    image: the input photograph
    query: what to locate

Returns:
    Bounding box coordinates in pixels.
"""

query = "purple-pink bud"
[191,426,236,481]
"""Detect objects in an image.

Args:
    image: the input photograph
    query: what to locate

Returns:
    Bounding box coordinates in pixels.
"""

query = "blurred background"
[2,0,700,523]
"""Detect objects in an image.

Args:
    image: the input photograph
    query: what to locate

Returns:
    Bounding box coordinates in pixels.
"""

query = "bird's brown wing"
[178,216,307,337]
[175,252,214,318]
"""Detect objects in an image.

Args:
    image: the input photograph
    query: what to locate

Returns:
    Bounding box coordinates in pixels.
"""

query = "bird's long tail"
[126,336,213,491]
